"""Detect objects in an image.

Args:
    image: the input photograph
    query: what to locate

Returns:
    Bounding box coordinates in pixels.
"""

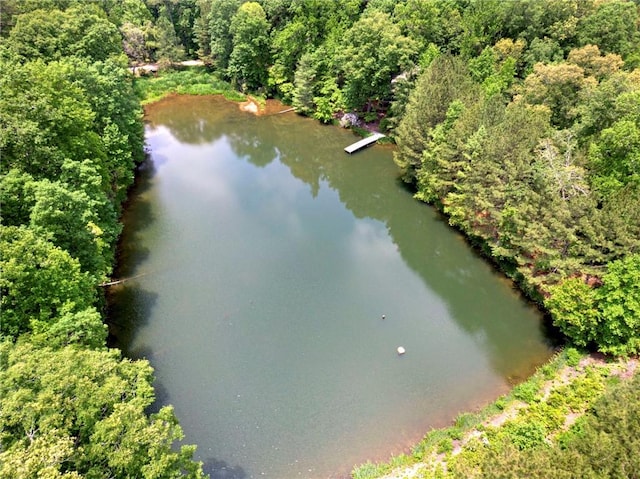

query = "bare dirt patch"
[239,98,292,116]
[240,98,260,114]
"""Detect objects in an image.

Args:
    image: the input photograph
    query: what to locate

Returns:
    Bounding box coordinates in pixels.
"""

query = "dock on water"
[344,132,386,154]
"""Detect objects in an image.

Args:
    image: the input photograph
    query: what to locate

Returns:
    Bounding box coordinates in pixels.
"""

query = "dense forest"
[0,0,639,478]
[0,2,207,478]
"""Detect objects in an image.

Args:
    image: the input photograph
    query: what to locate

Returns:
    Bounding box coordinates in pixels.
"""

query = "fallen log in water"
[99,273,147,287]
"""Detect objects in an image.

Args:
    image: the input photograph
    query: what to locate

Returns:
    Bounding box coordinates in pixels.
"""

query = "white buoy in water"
[382,314,386,320]
[397,346,406,355]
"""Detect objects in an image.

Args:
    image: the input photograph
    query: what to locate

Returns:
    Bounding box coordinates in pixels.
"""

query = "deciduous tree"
[577,0,640,60]
[337,11,417,112]
[7,7,122,62]
[0,342,206,479]
[0,226,95,339]
[227,1,270,91]
[206,0,242,71]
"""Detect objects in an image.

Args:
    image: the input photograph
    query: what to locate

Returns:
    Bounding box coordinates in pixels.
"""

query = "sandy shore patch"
[240,99,260,114]
[239,98,294,116]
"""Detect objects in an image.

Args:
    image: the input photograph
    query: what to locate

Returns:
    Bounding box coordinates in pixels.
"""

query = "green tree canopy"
[577,0,640,60]
[589,119,640,198]
[0,342,206,479]
[0,226,95,340]
[393,0,453,50]
[337,10,417,112]
[548,254,640,356]
[29,180,111,278]
[515,61,594,129]
[205,0,242,71]
[0,169,36,227]
[7,7,122,63]
[227,1,271,90]
[0,58,102,180]
[394,54,478,184]
[0,55,143,204]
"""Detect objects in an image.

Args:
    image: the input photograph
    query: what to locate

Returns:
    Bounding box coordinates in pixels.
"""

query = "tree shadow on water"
[106,285,158,353]
[202,458,247,479]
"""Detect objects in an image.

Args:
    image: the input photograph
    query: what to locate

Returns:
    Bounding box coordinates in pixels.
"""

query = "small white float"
[397,346,406,355]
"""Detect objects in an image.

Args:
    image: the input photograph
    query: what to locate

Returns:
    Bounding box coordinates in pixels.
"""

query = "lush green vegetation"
[399,48,640,355]
[353,349,640,479]
[0,342,204,479]
[0,2,205,477]
[1,0,639,477]
[134,68,246,104]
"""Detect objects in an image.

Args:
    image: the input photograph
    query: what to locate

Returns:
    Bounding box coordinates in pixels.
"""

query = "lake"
[108,95,552,479]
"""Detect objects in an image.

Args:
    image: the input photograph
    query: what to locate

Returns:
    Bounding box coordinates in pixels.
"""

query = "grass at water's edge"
[351,348,637,479]
[134,67,247,105]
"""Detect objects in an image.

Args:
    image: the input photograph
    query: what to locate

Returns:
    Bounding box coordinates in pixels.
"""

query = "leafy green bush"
[494,396,507,411]
[556,415,589,450]
[564,347,583,367]
[352,461,390,479]
[448,427,464,441]
[504,420,548,450]
[437,438,454,454]
[548,255,640,356]
[558,368,606,412]
[454,412,478,430]
[512,377,542,403]
[526,402,566,431]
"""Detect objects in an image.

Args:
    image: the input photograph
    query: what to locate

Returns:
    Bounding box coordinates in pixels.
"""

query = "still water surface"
[109,95,552,479]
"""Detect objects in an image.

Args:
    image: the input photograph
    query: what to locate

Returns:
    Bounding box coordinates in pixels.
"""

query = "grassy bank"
[352,348,638,479]
[134,67,247,105]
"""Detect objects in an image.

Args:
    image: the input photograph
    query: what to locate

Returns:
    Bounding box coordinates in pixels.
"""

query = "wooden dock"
[344,132,386,154]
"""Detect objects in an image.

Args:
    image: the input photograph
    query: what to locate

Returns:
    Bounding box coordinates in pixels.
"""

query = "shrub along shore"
[352,349,639,478]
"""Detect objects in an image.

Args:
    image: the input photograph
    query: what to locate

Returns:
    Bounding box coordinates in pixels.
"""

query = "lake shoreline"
[358,351,638,479]
[115,91,556,479]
